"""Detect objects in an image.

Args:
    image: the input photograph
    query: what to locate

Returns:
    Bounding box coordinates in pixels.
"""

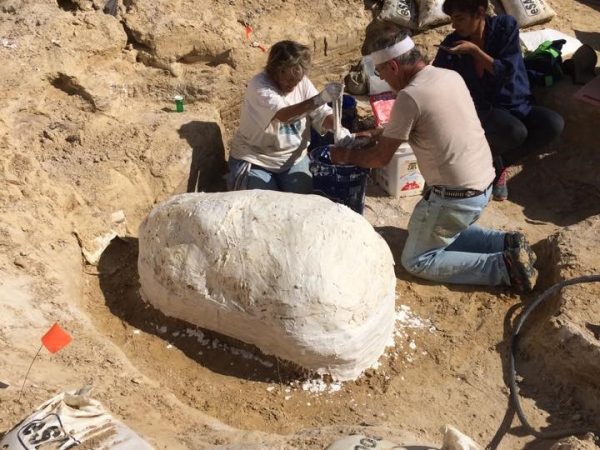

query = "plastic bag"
[363,56,394,95]
[344,61,369,96]
[369,91,397,127]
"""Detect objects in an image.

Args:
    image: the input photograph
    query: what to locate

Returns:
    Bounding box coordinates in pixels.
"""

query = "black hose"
[509,274,600,439]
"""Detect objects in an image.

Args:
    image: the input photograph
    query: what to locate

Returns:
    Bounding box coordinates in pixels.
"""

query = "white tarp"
[520,28,583,57]
[138,191,397,380]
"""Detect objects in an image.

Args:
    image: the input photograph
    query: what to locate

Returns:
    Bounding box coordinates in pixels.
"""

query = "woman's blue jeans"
[401,186,511,286]
[228,155,313,194]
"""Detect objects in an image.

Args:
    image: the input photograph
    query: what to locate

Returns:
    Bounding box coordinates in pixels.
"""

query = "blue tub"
[309,145,369,214]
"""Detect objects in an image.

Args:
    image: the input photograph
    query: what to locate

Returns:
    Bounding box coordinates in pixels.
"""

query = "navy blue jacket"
[433,15,533,118]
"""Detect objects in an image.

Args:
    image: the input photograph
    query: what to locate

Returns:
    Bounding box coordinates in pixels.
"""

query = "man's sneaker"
[493,168,509,201]
[503,247,538,293]
[504,232,537,265]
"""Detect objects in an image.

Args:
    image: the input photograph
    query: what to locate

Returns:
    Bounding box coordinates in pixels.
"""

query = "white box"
[373,143,424,198]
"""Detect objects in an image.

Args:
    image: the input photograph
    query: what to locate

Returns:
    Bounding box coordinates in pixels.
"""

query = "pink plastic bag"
[369,91,396,127]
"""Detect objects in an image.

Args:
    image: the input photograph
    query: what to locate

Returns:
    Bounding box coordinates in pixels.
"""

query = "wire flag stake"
[18,323,72,401]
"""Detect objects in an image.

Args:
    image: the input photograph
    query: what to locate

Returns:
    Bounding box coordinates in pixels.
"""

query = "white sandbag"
[326,426,481,449]
[138,191,396,381]
[327,435,437,449]
[499,0,556,28]
[416,0,450,30]
[441,425,482,450]
[379,0,417,29]
[0,386,153,449]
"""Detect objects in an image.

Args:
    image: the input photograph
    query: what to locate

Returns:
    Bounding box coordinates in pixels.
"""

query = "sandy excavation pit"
[1,0,600,449]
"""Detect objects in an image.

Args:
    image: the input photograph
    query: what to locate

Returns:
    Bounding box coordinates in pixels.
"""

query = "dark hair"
[265,40,311,80]
[370,32,424,66]
[442,0,488,16]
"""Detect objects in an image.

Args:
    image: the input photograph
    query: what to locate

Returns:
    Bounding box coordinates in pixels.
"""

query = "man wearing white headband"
[331,33,538,292]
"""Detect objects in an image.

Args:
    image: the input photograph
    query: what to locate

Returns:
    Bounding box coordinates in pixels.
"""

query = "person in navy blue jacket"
[433,0,564,201]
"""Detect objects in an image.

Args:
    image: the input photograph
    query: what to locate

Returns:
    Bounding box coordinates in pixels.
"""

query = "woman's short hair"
[442,0,488,16]
[265,40,312,80]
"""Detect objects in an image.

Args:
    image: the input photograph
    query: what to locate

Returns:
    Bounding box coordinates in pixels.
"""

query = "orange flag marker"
[19,323,73,400]
[41,323,72,353]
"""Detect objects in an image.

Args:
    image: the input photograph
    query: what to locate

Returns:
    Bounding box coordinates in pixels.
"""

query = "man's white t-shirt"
[230,72,332,172]
[383,65,495,191]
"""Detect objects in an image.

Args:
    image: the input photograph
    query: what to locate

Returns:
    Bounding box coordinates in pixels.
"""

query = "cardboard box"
[373,143,424,198]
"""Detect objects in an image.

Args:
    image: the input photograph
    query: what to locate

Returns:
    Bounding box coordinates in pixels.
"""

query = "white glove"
[334,127,355,147]
[314,82,344,106]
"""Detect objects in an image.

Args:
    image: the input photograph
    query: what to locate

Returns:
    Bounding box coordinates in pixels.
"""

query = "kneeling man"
[332,33,537,291]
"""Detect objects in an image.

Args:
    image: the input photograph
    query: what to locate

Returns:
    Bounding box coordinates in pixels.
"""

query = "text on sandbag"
[395,0,411,17]
[520,0,540,16]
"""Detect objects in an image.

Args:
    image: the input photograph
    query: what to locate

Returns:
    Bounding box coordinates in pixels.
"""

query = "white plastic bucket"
[373,143,424,197]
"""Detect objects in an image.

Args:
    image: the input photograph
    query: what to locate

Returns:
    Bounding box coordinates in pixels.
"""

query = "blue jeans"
[228,155,313,194]
[401,186,511,286]
[480,105,564,169]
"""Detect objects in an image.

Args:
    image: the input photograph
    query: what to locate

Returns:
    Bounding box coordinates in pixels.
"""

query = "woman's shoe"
[492,168,509,201]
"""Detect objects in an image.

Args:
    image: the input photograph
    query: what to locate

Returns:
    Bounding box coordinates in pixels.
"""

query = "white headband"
[369,36,415,65]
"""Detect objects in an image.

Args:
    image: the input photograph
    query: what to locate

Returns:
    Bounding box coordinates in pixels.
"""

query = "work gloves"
[314,82,344,106]
[335,126,355,147]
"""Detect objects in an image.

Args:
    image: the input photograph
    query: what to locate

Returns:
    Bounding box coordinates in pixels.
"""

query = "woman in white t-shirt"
[228,40,349,193]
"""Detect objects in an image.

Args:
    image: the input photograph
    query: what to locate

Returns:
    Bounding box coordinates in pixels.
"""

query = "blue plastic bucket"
[340,94,357,129]
[309,145,369,214]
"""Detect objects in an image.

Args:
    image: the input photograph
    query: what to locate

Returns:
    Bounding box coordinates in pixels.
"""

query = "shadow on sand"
[96,237,305,384]
[178,121,227,193]
[504,80,600,227]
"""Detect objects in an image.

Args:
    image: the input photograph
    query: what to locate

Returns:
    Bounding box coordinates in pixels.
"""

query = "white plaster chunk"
[138,191,396,380]
[75,209,128,265]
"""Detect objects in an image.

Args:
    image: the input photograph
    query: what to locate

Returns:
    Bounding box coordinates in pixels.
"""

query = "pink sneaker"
[493,168,509,201]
